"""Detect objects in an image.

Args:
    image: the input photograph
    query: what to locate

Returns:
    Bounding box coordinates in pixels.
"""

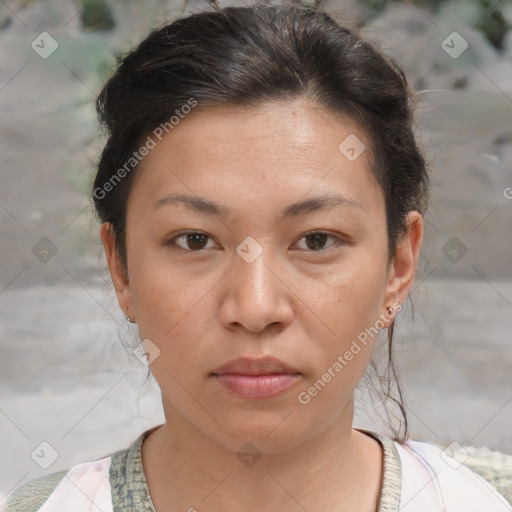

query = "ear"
[99,222,136,322]
[381,211,424,326]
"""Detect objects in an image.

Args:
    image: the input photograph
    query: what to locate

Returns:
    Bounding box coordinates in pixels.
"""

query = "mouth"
[211,356,300,376]
[211,356,301,399]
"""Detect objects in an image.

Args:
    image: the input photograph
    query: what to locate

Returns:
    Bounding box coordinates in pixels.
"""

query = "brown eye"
[293,231,344,252]
[166,231,215,251]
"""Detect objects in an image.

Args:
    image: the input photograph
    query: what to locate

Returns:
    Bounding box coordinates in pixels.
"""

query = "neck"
[141,397,383,512]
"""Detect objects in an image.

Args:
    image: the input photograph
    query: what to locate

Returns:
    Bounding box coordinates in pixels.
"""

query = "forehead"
[128,99,383,218]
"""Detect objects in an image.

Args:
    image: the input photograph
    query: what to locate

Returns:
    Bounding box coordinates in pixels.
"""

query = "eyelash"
[164,230,347,253]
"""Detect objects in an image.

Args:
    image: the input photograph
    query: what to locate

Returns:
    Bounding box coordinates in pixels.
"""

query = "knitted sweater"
[3,428,512,511]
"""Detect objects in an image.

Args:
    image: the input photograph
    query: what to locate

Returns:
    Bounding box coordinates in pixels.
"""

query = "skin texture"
[100,98,423,512]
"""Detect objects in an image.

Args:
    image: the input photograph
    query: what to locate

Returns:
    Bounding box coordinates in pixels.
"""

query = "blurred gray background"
[1,0,511,500]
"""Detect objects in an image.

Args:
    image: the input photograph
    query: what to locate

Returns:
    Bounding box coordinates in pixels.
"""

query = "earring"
[386,306,394,315]
[125,313,136,323]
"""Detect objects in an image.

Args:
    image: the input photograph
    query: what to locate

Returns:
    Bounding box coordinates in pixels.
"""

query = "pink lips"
[211,356,301,399]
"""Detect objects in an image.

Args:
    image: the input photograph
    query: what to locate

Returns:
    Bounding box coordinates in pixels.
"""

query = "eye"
[165,231,217,251]
[165,230,346,253]
[292,231,345,252]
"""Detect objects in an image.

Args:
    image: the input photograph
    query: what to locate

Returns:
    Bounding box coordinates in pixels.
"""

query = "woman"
[4,2,512,511]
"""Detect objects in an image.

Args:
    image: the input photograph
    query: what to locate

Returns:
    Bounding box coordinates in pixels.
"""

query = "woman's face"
[102,98,422,453]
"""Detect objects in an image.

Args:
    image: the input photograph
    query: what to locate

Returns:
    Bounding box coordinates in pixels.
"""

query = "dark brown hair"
[92,0,430,441]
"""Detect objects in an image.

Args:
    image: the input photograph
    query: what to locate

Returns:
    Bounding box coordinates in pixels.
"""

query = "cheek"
[299,252,388,384]
[296,279,383,414]
[126,238,192,330]
[131,271,203,343]
[126,249,216,372]
[312,251,388,332]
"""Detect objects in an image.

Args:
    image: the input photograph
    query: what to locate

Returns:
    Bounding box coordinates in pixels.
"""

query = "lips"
[211,356,300,376]
[211,356,301,399]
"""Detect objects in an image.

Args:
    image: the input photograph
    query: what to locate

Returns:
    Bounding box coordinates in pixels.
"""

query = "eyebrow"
[152,193,364,218]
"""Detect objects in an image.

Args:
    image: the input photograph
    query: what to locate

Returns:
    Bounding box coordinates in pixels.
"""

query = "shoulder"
[1,470,68,512]
[399,438,512,509]
[1,456,118,512]
[441,441,512,506]
[1,432,150,512]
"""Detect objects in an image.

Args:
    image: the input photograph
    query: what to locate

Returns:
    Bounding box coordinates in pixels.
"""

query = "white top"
[32,439,512,512]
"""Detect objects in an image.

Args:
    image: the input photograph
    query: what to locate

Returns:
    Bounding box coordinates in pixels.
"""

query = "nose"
[218,244,294,334]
